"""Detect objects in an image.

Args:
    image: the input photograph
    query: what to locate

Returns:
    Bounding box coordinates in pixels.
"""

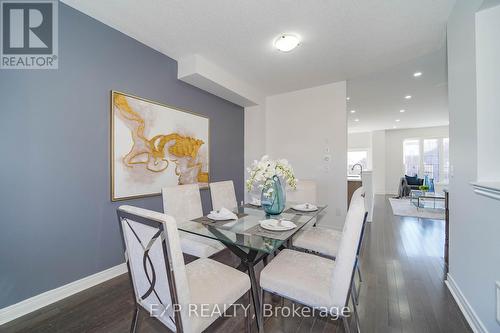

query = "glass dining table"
[177,203,327,330]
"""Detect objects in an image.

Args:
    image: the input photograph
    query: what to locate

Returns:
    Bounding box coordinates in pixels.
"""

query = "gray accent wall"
[0,3,243,308]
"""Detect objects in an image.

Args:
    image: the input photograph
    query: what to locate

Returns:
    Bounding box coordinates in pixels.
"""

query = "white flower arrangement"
[246,155,297,197]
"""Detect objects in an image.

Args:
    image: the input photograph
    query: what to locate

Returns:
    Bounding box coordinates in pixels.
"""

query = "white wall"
[447,1,500,332]
[475,4,500,182]
[265,82,347,229]
[384,126,449,194]
[348,132,372,169]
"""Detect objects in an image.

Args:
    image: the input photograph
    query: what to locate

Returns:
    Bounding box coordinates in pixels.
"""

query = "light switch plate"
[496,281,500,324]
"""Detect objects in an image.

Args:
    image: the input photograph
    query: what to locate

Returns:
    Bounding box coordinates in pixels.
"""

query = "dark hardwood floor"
[1,195,471,333]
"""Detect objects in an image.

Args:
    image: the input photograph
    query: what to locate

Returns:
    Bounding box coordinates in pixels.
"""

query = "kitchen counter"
[348,178,363,206]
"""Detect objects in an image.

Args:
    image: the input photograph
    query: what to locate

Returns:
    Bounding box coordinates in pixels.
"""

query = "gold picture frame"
[110,90,210,201]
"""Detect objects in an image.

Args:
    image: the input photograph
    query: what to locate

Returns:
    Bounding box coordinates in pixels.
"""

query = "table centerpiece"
[246,155,297,215]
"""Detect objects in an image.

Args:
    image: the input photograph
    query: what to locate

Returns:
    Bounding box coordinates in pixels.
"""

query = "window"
[402,137,450,183]
[423,139,440,182]
[348,150,368,176]
[403,139,420,176]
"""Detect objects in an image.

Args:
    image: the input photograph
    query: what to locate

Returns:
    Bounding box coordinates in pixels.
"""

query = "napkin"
[259,219,297,230]
[209,207,238,220]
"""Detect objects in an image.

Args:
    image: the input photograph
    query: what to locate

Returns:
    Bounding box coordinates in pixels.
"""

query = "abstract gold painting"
[111,91,209,201]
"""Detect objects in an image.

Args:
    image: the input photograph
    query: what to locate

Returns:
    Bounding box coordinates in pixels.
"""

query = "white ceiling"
[62,0,455,98]
[347,47,449,133]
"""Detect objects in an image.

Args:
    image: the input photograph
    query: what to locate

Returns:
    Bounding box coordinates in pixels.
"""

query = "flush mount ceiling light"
[413,72,422,77]
[350,110,356,113]
[395,119,401,122]
[274,34,300,52]
[400,109,406,113]
[354,118,360,122]
[346,97,350,101]
[405,95,412,99]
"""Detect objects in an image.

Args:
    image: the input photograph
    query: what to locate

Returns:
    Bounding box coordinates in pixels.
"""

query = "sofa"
[398,175,424,198]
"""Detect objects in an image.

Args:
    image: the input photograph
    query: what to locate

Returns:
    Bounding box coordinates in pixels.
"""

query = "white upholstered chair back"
[117,205,192,332]
[286,180,317,203]
[162,184,204,223]
[329,187,366,309]
[209,180,238,211]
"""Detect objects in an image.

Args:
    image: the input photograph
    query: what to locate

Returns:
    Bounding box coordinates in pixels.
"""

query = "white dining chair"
[117,205,251,333]
[286,179,317,204]
[292,188,368,304]
[293,227,343,258]
[259,190,366,333]
[209,180,238,211]
[162,184,225,258]
[293,187,365,259]
[287,179,320,229]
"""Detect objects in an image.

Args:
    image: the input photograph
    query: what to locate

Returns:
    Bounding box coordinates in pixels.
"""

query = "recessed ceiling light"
[346,97,350,101]
[395,119,401,122]
[393,126,397,129]
[400,109,406,113]
[350,110,356,113]
[413,72,422,77]
[405,95,412,99]
[354,118,359,122]
[274,34,300,52]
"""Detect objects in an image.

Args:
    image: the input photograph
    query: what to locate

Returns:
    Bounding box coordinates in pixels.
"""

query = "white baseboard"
[0,263,127,326]
[446,273,489,333]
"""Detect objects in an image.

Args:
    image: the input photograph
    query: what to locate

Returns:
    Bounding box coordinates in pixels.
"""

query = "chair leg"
[356,260,363,283]
[352,280,359,305]
[350,290,361,333]
[259,288,265,332]
[342,316,351,333]
[246,291,252,333]
[130,307,139,333]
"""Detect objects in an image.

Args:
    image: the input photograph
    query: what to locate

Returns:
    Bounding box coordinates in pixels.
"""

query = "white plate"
[291,203,318,212]
[207,213,236,221]
[259,219,297,231]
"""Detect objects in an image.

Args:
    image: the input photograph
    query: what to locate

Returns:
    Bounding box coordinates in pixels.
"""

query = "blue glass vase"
[428,178,435,192]
[261,176,286,215]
